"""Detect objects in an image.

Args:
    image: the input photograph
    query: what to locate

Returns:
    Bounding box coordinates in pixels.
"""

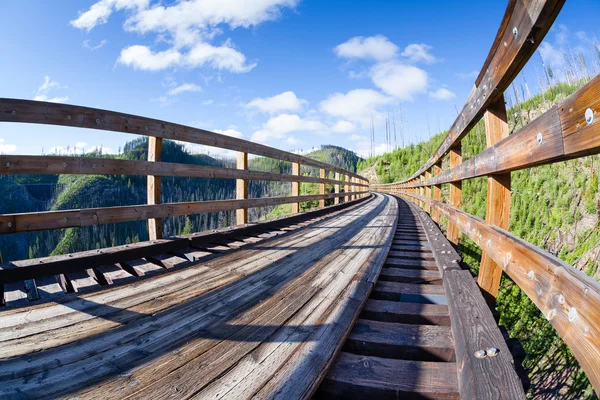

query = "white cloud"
[74,0,297,74]
[151,96,178,107]
[48,143,113,155]
[320,89,392,127]
[429,88,456,101]
[331,120,356,133]
[251,114,326,143]
[83,39,108,51]
[246,91,307,113]
[202,99,214,105]
[214,128,243,138]
[33,76,69,103]
[401,43,437,64]
[334,35,399,61]
[75,141,88,148]
[70,0,149,31]
[167,83,202,96]
[117,41,255,73]
[0,138,17,154]
[370,61,428,100]
[285,136,302,145]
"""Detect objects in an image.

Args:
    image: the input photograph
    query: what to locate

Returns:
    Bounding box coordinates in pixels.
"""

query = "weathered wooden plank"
[0,155,367,187]
[318,353,459,399]
[0,191,368,234]
[0,99,366,181]
[236,151,248,225]
[478,95,511,302]
[401,193,600,393]
[361,299,450,325]
[393,0,565,184]
[344,319,455,362]
[147,136,162,240]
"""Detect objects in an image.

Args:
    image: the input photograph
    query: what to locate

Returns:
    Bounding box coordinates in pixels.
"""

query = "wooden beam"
[292,162,300,214]
[424,171,432,214]
[447,143,462,246]
[334,172,340,205]
[147,137,162,240]
[344,175,350,203]
[478,95,511,303]
[319,169,326,208]
[236,152,248,225]
[0,155,367,186]
[432,163,442,223]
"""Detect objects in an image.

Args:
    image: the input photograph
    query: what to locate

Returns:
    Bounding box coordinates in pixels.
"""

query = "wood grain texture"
[447,143,462,246]
[432,163,442,222]
[292,162,300,214]
[479,95,511,302]
[319,168,326,208]
[0,99,367,181]
[147,136,163,240]
[334,172,340,205]
[400,192,600,394]
[236,152,248,225]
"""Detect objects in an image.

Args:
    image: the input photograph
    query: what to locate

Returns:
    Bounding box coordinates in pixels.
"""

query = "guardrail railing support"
[319,168,326,208]
[236,151,248,225]
[344,175,349,202]
[334,172,340,204]
[478,95,511,303]
[292,162,300,213]
[147,137,163,240]
[425,170,432,214]
[447,143,462,246]
[432,163,442,223]
[419,175,425,208]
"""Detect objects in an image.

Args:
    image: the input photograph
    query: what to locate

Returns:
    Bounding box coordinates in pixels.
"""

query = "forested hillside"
[0,141,362,263]
[359,81,600,399]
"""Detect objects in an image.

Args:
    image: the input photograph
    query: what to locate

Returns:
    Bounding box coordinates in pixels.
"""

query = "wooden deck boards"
[0,193,397,399]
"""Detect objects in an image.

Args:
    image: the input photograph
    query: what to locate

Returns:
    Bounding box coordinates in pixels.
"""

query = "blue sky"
[1,0,599,159]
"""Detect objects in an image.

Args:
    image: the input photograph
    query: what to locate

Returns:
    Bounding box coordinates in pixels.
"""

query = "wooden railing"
[373,0,600,394]
[0,99,368,238]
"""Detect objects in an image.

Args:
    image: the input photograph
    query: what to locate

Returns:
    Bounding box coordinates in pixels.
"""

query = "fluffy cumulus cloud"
[72,0,298,74]
[0,138,17,154]
[167,83,202,96]
[401,43,437,64]
[251,114,326,143]
[214,128,243,138]
[538,42,564,67]
[334,35,399,61]
[429,88,456,101]
[370,61,428,101]
[246,91,307,113]
[320,89,392,127]
[33,76,69,103]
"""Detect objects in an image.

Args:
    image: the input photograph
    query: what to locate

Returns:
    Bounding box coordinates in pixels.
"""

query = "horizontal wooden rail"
[399,0,564,184]
[399,192,600,393]
[0,98,366,181]
[0,155,368,187]
[376,74,600,190]
[0,191,368,234]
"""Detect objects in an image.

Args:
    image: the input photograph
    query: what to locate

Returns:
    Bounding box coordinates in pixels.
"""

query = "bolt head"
[474,350,487,359]
[537,132,543,144]
[144,125,149,131]
[11,110,16,115]
[5,162,10,167]
[512,27,518,37]
[7,222,12,228]
[67,115,71,120]
[96,118,101,124]
[63,217,68,222]
[585,108,594,125]
[486,347,500,357]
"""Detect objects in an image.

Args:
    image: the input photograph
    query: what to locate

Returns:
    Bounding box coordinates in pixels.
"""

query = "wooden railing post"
[424,170,432,214]
[236,152,248,225]
[147,137,163,240]
[478,95,511,303]
[432,163,442,223]
[419,175,425,208]
[447,143,462,246]
[319,168,326,208]
[334,172,340,205]
[292,162,300,214]
[344,175,349,202]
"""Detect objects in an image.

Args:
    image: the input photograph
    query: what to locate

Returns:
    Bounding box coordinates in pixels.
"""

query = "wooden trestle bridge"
[1,0,599,398]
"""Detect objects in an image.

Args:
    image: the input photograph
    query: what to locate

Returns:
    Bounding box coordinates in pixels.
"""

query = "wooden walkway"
[0,193,398,399]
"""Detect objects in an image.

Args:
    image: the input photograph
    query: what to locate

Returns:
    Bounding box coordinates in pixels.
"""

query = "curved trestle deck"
[0,194,525,399]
